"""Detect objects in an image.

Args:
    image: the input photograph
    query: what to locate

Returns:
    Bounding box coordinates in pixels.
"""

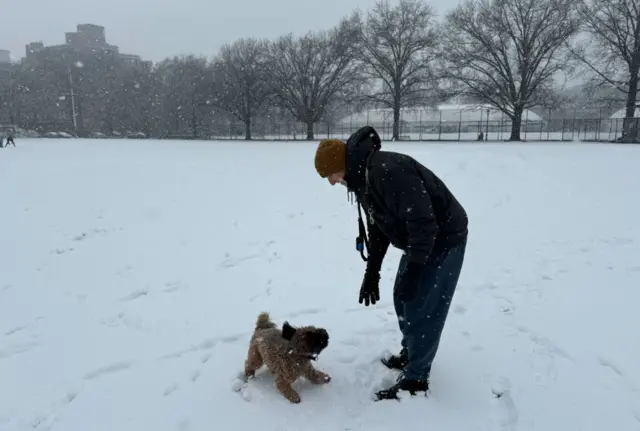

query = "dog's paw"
[231,379,244,392]
[289,394,301,404]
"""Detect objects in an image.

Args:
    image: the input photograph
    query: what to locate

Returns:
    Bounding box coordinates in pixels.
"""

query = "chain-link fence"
[207,107,637,142]
[14,105,639,142]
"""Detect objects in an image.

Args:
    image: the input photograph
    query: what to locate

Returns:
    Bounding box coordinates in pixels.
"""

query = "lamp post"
[67,66,78,137]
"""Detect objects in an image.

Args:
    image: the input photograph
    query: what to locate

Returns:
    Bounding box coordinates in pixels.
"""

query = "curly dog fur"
[243,312,331,403]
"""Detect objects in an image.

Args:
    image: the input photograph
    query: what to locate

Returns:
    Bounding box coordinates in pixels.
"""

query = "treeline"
[1,0,639,141]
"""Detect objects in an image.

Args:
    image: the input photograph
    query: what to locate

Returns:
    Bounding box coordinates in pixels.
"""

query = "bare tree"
[357,0,441,140]
[572,0,640,141]
[440,0,580,140]
[155,55,213,138]
[265,14,362,140]
[211,38,272,140]
[109,62,161,136]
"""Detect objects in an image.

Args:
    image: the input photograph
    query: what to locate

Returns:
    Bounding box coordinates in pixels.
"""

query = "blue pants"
[393,237,467,381]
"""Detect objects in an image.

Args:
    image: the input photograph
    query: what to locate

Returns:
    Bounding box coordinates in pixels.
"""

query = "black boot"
[375,376,429,401]
[381,347,408,371]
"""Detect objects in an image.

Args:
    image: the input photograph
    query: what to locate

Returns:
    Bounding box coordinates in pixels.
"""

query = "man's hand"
[359,270,380,306]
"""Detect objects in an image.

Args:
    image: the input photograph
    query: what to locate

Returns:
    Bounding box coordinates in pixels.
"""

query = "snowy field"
[1,138,639,431]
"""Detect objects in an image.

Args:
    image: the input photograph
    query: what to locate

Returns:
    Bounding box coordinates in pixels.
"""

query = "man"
[4,129,15,147]
[314,126,468,401]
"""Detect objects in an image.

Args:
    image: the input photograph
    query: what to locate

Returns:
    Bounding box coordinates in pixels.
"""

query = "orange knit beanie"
[314,139,346,178]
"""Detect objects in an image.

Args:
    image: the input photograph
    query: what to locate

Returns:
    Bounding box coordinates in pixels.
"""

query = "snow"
[1,138,639,431]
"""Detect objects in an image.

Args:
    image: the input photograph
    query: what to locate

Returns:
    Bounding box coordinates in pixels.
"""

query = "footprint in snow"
[73,228,110,242]
[190,370,201,382]
[119,289,148,301]
[218,254,261,269]
[53,247,74,255]
[83,360,133,380]
[164,383,179,396]
[0,340,40,359]
[598,356,624,378]
[490,376,519,430]
[341,338,361,347]
[160,333,245,360]
[453,304,467,314]
[164,281,186,293]
[284,308,324,318]
[5,325,29,336]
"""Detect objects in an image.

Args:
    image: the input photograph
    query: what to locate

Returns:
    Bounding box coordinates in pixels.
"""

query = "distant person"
[313,126,469,401]
[4,130,15,147]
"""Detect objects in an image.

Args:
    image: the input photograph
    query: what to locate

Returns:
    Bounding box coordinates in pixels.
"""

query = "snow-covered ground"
[1,139,639,431]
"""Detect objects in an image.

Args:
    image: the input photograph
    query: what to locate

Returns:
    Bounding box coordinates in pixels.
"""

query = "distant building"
[0,49,10,63]
[24,23,146,65]
[67,24,108,47]
[0,50,14,81]
[25,42,44,58]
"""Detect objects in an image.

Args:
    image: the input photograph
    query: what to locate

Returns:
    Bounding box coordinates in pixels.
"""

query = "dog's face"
[282,321,329,360]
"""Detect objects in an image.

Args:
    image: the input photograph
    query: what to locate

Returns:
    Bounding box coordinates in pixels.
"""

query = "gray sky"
[2,0,459,63]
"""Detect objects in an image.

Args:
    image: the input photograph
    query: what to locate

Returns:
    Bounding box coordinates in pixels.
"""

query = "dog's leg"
[302,363,331,384]
[274,374,301,403]
[244,342,263,380]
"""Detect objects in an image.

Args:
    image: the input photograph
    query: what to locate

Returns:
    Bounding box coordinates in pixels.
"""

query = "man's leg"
[377,238,467,399]
[403,238,467,382]
[381,254,409,370]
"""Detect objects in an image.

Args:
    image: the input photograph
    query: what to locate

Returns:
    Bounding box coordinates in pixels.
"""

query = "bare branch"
[210,38,272,139]
[357,0,442,139]
[440,0,581,140]
[264,14,363,139]
[573,0,640,138]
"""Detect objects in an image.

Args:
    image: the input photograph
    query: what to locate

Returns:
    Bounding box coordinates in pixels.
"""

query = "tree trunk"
[244,117,252,140]
[622,66,639,143]
[191,101,197,139]
[392,103,400,141]
[306,121,314,140]
[509,107,524,141]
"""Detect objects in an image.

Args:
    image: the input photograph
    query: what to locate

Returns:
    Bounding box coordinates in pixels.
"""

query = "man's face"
[328,170,346,186]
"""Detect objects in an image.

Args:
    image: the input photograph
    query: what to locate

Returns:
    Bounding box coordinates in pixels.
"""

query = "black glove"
[359,270,380,306]
[395,261,425,302]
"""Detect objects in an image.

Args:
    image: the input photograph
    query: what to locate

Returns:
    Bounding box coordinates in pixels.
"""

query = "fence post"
[485,108,490,140]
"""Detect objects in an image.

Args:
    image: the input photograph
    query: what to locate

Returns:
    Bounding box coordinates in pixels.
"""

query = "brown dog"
[243,312,331,403]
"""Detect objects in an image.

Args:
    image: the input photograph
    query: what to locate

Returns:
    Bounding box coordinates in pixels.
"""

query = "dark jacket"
[345,140,468,271]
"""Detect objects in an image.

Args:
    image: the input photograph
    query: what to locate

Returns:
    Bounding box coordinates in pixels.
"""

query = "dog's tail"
[255,312,276,330]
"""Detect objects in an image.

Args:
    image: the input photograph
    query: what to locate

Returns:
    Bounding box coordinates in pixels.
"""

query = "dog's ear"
[282,321,297,340]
